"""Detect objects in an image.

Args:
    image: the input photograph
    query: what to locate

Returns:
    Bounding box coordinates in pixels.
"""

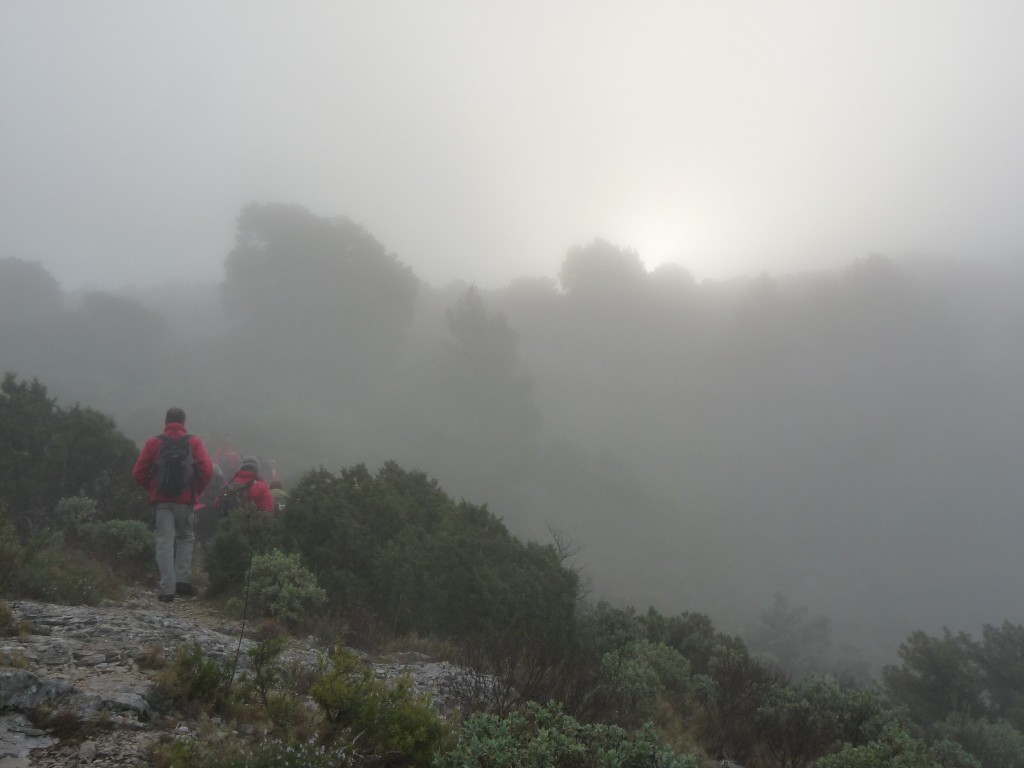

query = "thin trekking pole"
[223,513,256,697]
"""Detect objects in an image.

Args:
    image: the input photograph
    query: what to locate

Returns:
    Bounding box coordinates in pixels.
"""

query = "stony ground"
[0,588,460,767]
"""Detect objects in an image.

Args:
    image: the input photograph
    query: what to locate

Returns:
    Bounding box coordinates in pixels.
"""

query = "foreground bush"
[815,724,980,768]
[16,530,118,605]
[436,701,696,768]
[0,516,21,595]
[311,646,451,766]
[157,734,360,768]
[205,509,286,596]
[754,677,888,768]
[79,518,153,579]
[932,714,1024,768]
[286,463,579,641]
[248,549,326,629]
[154,643,230,716]
[286,463,581,712]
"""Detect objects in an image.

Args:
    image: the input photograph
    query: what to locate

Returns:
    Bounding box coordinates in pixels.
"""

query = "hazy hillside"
[4,209,1024,672]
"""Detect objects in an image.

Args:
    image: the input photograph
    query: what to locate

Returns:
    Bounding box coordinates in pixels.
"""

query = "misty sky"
[4,1,1024,292]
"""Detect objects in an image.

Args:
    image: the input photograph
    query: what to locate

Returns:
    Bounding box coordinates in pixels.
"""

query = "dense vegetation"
[3,374,1024,766]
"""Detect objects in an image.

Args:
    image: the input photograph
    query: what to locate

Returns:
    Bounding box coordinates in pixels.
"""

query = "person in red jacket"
[227,456,276,515]
[132,407,213,603]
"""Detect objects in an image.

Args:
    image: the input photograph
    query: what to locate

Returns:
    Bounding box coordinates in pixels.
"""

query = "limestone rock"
[0,587,475,765]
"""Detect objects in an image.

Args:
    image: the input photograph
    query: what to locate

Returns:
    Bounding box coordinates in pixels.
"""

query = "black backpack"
[213,478,255,517]
[154,434,196,498]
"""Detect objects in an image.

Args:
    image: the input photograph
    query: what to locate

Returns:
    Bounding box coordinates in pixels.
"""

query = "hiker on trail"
[132,407,213,603]
[220,455,276,515]
[269,479,289,514]
[214,437,241,477]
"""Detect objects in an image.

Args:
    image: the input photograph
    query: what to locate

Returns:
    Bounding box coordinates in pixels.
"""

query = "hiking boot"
[158,594,174,603]
[175,582,197,597]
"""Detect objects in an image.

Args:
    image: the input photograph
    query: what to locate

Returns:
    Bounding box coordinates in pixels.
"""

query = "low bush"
[815,724,980,768]
[932,714,1024,768]
[17,530,119,605]
[240,626,307,733]
[155,643,230,716]
[135,645,167,671]
[435,701,696,768]
[231,735,360,767]
[151,732,360,768]
[79,518,152,579]
[0,597,24,643]
[311,646,451,766]
[28,706,86,739]
[754,677,889,768]
[248,549,327,629]
[52,496,100,539]
[204,509,285,596]
[0,519,20,595]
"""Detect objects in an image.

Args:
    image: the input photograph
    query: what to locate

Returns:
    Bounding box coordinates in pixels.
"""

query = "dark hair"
[165,407,186,425]
[269,480,284,491]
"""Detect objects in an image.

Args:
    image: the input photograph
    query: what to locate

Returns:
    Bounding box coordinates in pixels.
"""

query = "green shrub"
[205,509,285,596]
[0,497,141,602]
[286,464,580,644]
[933,714,1024,768]
[692,643,786,761]
[0,376,144,527]
[248,549,327,629]
[152,733,359,768]
[79,518,152,578]
[53,496,100,538]
[237,625,312,734]
[155,643,230,716]
[245,631,288,709]
[0,599,15,636]
[815,724,980,768]
[17,530,118,605]
[0,517,22,595]
[882,628,986,728]
[241,736,359,767]
[286,463,584,717]
[311,646,450,766]
[569,603,693,728]
[436,701,696,768]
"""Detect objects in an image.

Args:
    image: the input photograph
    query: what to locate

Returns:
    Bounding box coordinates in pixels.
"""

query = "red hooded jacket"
[132,422,214,505]
[227,468,276,515]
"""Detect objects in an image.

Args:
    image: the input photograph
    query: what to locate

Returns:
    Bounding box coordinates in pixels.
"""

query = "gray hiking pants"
[154,502,195,597]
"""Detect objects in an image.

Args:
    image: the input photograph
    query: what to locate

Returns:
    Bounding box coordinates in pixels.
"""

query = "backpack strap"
[218,478,256,501]
[184,434,196,498]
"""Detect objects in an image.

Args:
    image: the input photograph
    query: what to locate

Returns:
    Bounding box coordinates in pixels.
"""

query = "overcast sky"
[3,1,1024,291]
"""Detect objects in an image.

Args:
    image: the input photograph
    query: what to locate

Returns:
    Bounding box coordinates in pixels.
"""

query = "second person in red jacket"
[229,456,277,515]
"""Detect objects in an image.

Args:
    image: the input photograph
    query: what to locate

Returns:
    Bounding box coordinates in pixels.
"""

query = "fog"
[6,3,1024,289]
[5,2,1024,672]
[5,220,1024,673]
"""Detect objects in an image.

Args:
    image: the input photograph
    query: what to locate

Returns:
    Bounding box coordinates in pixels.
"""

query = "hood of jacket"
[163,422,189,439]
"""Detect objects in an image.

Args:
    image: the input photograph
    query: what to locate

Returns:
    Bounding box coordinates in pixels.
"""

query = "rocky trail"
[0,588,458,767]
